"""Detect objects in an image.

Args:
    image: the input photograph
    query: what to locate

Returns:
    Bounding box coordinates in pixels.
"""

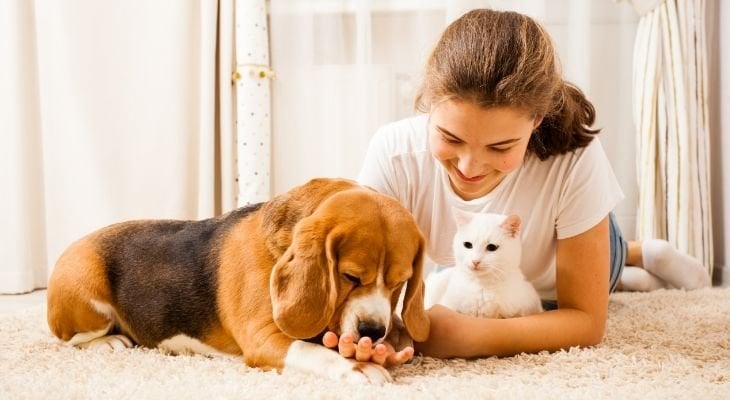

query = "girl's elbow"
[582,321,606,346]
[583,331,605,347]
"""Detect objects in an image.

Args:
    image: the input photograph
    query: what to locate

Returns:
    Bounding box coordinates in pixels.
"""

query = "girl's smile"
[453,168,486,182]
[428,100,542,200]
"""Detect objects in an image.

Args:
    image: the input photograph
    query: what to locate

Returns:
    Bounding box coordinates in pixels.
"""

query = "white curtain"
[268,0,640,232]
[0,0,234,294]
[631,0,713,273]
[708,0,729,281]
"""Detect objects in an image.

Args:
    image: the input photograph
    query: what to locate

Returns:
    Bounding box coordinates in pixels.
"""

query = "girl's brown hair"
[415,9,599,160]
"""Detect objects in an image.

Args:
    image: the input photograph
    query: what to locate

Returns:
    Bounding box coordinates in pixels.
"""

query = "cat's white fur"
[424,209,543,318]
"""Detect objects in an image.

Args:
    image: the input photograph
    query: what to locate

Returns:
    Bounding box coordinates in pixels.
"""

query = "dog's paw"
[284,339,394,384]
[342,361,392,384]
[77,334,134,351]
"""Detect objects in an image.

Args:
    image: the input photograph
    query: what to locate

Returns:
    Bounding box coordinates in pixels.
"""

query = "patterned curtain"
[234,0,272,206]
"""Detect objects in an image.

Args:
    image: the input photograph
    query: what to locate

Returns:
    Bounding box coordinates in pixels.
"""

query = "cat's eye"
[486,244,499,251]
[463,242,473,249]
[343,273,361,286]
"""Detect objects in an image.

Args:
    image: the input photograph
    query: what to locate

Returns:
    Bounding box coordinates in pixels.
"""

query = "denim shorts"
[541,212,626,310]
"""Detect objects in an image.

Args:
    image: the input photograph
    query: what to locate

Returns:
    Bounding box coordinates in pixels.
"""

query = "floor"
[0,289,46,316]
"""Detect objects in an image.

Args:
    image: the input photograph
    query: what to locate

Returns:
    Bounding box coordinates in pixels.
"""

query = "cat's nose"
[471,260,481,269]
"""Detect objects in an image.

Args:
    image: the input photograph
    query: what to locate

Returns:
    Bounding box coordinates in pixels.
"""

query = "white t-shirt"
[357,115,625,300]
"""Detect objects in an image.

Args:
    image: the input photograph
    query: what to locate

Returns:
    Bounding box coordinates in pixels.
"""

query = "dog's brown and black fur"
[47,178,429,382]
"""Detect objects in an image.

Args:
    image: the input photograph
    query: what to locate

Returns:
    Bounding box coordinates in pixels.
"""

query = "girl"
[323,8,710,364]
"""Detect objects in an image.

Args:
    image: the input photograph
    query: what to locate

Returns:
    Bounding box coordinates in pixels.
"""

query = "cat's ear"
[451,207,471,226]
[501,214,521,238]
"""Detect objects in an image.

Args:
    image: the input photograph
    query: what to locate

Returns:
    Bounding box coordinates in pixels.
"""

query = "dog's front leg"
[283,340,393,384]
[240,329,392,383]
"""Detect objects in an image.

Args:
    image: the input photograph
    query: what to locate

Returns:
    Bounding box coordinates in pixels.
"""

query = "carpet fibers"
[2,288,729,399]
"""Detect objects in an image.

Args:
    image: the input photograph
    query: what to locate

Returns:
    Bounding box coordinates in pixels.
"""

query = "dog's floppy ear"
[401,236,430,342]
[270,216,339,339]
[261,178,356,258]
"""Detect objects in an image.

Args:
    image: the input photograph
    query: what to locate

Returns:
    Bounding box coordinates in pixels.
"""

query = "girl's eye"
[463,242,473,249]
[343,273,361,286]
[486,244,499,251]
[489,146,512,153]
[441,135,461,144]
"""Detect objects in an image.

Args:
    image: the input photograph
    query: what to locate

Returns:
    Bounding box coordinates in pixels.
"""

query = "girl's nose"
[458,154,483,178]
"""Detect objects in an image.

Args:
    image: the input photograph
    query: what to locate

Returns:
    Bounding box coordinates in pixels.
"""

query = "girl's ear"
[532,115,544,129]
[451,207,471,227]
[501,214,521,238]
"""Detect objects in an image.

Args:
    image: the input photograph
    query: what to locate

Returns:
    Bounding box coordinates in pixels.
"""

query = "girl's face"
[428,99,541,200]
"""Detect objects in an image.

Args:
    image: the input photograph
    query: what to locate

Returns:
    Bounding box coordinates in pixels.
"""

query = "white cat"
[424,209,543,318]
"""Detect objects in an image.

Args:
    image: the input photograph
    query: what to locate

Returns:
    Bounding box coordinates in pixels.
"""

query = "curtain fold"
[0,0,230,294]
[218,0,237,213]
[632,0,713,273]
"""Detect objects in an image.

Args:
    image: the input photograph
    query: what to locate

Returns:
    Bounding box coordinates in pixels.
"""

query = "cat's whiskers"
[472,262,508,281]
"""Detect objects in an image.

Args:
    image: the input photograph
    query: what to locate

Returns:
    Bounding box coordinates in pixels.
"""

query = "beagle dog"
[47,178,429,383]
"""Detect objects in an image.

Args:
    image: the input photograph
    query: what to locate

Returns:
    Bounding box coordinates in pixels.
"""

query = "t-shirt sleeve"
[357,126,402,201]
[556,139,625,239]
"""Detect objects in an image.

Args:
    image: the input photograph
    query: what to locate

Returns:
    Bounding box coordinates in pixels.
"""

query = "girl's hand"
[322,331,414,367]
[414,304,467,358]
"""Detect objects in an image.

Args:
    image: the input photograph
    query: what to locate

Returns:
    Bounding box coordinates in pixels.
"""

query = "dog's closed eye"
[343,273,361,286]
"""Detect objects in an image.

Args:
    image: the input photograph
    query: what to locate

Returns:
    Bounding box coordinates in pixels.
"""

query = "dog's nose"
[357,321,386,341]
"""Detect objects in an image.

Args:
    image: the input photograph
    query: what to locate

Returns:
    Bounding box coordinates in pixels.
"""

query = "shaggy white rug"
[2,288,729,400]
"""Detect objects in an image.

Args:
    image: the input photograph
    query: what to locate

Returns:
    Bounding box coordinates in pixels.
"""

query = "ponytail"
[529,82,600,160]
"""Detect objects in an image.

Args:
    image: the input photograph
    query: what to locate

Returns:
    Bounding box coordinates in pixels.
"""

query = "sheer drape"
[707,0,728,281]
[631,0,713,273]
[0,0,233,294]
[269,0,639,233]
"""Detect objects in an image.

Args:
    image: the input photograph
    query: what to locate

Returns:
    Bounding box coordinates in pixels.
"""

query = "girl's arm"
[415,216,610,358]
